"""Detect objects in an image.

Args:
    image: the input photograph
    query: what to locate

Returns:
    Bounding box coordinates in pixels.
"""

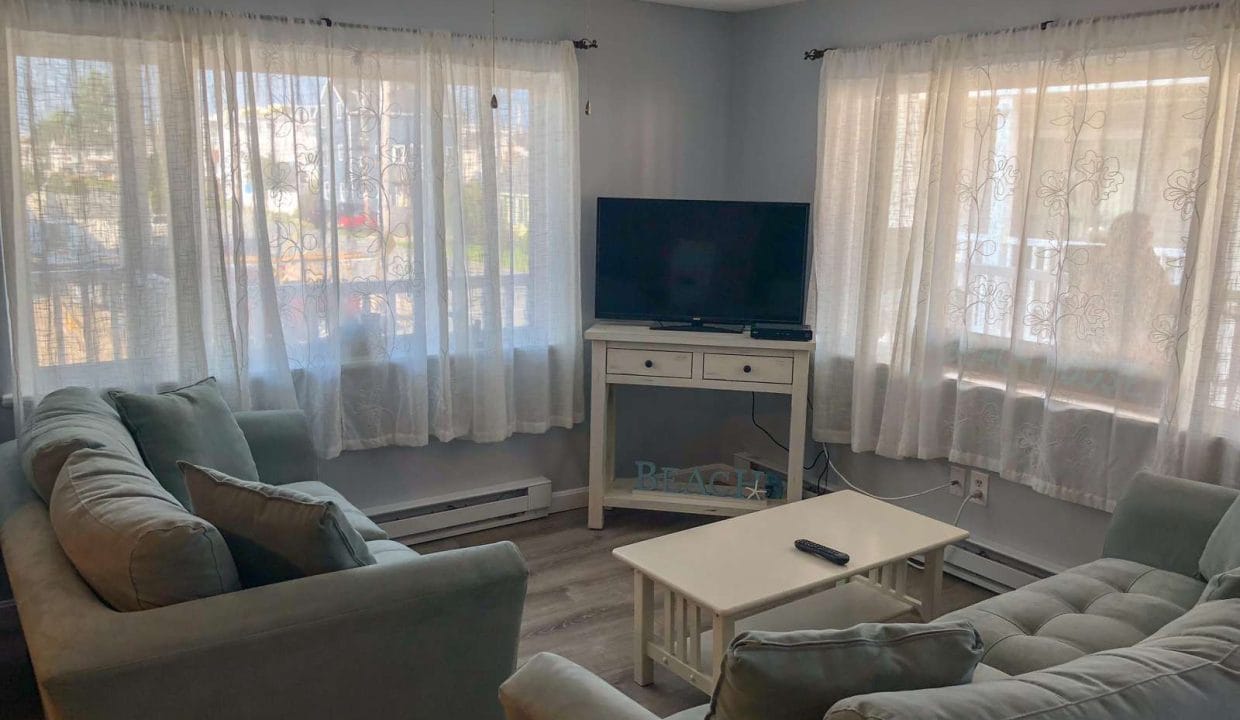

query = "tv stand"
[584,321,814,529]
[650,321,744,334]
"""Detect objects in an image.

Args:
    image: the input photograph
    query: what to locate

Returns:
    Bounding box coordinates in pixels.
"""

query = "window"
[812,10,1240,508]
[2,3,583,454]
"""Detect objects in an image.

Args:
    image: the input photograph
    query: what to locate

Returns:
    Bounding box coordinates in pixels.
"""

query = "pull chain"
[490,0,499,109]
[583,0,592,115]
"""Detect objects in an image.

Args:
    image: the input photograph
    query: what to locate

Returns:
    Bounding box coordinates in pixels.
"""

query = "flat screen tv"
[594,198,810,328]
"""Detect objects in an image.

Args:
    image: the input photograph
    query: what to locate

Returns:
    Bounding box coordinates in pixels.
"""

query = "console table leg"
[588,340,610,530]
[634,571,654,685]
[786,352,810,500]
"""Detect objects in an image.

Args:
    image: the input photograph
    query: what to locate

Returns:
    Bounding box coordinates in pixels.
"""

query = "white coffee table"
[612,490,969,694]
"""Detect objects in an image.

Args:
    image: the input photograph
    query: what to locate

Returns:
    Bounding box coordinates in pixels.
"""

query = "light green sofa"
[0,406,529,720]
[500,472,1240,719]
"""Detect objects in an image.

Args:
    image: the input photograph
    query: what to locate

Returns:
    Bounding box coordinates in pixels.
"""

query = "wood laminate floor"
[0,507,993,719]
[416,507,994,718]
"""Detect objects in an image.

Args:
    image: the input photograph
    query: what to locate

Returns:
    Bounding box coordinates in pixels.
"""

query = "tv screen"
[595,198,810,326]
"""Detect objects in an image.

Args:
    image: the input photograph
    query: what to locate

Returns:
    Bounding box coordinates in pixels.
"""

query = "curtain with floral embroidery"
[812,3,1240,510]
[0,0,583,457]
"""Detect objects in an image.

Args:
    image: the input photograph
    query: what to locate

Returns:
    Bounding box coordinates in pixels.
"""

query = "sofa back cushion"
[19,387,143,504]
[50,447,240,611]
[1199,497,1240,580]
[109,378,259,510]
[181,463,375,587]
[708,620,983,720]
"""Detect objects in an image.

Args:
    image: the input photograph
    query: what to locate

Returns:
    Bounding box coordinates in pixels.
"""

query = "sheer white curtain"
[0,0,584,457]
[812,3,1240,510]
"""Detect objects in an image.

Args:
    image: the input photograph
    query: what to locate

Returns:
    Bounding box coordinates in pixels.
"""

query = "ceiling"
[639,0,805,11]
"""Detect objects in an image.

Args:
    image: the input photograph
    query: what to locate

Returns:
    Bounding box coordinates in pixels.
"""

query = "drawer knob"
[743,365,752,373]
[644,359,654,368]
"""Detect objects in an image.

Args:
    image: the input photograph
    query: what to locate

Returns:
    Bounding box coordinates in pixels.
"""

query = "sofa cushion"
[1200,568,1240,604]
[19,387,143,504]
[110,378,259,510]
[938,558,1203,676]
[1199,497,1240,580]
[50,447,240,611]
[283,480,387,541]
[706,620,983,720]
[181,463,375,587]
[824,600,1240,720]
[969,663,1010,683]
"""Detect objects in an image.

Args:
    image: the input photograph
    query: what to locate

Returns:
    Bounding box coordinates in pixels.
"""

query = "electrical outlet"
[949,466,967,496]
[968,470,989,506]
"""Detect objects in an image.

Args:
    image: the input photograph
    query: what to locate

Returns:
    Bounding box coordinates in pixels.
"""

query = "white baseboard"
[550,486,589,514]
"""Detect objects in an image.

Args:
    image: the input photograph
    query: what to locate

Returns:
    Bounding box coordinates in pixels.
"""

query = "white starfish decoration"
[743,477,767,500]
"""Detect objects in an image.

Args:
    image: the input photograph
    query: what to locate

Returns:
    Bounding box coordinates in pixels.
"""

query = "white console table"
[585,321,814,529]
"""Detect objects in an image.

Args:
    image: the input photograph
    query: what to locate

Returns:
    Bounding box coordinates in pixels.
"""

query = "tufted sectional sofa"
[500,471,1240,720]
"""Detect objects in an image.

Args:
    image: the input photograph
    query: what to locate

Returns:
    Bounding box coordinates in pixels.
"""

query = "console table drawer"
[703,353,793,384]
[607,348,694,378]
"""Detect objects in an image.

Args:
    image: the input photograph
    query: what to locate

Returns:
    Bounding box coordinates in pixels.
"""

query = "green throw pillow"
[50,448,240,611]
[109,378,259,510]
[707,620,984,720]
[1199,497,1240,581]
[19,387,144,504]
[180,463,376,587]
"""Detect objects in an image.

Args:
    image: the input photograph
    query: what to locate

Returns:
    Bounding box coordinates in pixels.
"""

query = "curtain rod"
[75,0,600,49]
[803,2,1220,60]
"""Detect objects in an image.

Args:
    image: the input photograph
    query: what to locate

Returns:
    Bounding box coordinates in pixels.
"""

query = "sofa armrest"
[234,409,318,484]
[1102,471,1239,578]
[4,481,527,720]
[500,653,661,720]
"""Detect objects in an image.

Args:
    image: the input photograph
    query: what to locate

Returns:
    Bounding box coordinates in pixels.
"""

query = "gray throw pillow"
[50,447,241,611]
[19,387,144,504]
[707,620,984,720]
[180,463,376,587]
[1199,497,1240,581]
[109,378,259,510]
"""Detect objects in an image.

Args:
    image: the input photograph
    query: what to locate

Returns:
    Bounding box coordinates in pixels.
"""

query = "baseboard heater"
[907,540,1053,594]
[365,477,552,544]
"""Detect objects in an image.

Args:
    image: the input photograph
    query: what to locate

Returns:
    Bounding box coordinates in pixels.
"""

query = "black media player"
[750,323,812,341]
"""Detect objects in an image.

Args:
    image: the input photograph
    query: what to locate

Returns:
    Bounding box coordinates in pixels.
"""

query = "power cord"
[750,392,824,471]
[822,442,957,501]
[748,394,967,514]
[952,493,973,525]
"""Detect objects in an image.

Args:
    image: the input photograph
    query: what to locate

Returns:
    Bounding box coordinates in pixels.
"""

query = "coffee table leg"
[921,547,945,620]
[711,613,735,687]
[634,571,654,685]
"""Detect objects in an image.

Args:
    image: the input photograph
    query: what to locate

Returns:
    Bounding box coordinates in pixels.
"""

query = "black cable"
[750,392,824,471]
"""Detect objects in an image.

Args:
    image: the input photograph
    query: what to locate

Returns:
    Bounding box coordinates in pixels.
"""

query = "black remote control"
[794,539,850,566]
